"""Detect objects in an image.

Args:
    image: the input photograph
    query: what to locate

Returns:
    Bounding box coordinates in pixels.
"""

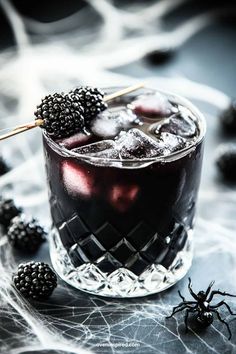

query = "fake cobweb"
[0,0,236,353]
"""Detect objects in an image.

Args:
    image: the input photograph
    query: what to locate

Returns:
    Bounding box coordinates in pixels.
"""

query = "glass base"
[50,228,193,298]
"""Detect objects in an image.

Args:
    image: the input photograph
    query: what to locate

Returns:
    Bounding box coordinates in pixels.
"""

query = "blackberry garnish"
[216,144,236,180]
[0,198,22,228]
[71,86,107,124]
[220,100,236,133]
[7,215,46,253]
[34,92,85,138]
[0,156,9,175]
[144,47,174,65]
[13,261,57,300]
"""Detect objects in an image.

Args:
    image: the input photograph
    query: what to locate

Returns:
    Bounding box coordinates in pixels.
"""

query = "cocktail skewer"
[0,83,144,141]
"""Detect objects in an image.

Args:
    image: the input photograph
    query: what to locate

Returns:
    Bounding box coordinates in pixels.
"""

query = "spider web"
[0,0,236,353]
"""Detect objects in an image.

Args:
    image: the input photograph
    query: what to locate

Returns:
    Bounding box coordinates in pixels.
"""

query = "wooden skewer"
[0,119,44,141]
[104,83,145,102]
[12,119,44,131]
[0,83,145,141]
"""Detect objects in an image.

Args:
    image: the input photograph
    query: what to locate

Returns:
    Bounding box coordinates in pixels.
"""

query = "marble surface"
[0,1,236,353]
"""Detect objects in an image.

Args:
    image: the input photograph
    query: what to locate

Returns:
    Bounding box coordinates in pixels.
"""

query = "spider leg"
[166,303,195,319]
[212,310,232,340]
[176,292,196,306]
[184,308,197,333]
[205,281,215,297]
[210,301,236,315]
[208,290,236,302]
[178,290,186,301]
[166,304,187,319]
[188,278,199,301]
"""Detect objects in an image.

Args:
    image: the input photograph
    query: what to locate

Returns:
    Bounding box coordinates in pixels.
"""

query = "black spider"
[166,278,236,340]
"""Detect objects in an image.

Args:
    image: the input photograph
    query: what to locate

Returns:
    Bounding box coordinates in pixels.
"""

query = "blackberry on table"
[7,215,46,253]
[220,100,236,133]
[0,156,9,175]
[13,261,57,300]
[216,144,236,180]
[34,92,85,138]
[0,198,22,228]
[71,86,107,124]
[144,47,174,65]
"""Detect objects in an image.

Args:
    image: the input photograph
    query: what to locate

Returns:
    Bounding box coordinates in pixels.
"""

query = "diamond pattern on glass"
[94,222,122,249]
[139,264,166,292]
[140,233,169,264]
[68,243,90,266]
[169,223,188,251]
[50,197,64,226]
[50,228,192,297]
[108,268,137,296]
[55,211,91,249]
[66,214,90,241]
[110,239,136,264]
[127,221,156,250]
[79,234,105,261]
[53,203,189,276]
[127,254,150,275]
[160,223,188,268]
[96,253,122,273]
[75,264,106,292]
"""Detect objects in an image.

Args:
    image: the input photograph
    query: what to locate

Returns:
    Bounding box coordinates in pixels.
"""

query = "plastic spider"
[167,278,236,339]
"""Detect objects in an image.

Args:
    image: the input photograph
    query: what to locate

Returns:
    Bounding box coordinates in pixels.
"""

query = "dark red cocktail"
[43,87,205,297]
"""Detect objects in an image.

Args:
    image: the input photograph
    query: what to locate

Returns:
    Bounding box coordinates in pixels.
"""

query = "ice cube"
[155,111,197,138]
[116,128,164,159]
[91,116,119,138]
[131,93,173,119]
[62,161,98,198]
[91,108,139,138]
[66,128,186,166]
[157,132,186,154]
[72,140,119,159]
[108,184,139,212]
[57,132,93,149]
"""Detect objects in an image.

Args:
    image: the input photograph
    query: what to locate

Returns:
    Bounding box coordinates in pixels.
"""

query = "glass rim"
[43,86,206,166]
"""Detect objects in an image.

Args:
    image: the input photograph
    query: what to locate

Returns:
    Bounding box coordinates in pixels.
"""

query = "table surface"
[0,1,236,354]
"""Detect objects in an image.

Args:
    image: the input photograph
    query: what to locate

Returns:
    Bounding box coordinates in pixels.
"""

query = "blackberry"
[220,100,236,133]
[7,215,46,253]
[71,86,107,124]
[0,198,22,228]
[0,156,9,175]
[34,92,85,139]
[13,261,57,300]
[144,47,174,65]
[216,144,236,180]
